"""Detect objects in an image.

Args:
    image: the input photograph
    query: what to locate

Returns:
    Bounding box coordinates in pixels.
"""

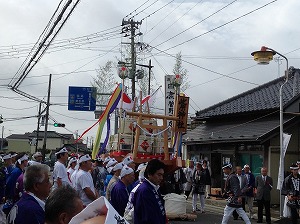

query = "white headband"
[68,157,77,167]
[136,162,148,172]
[120,165,134,178]
[33,152,43,158]
[112,162,124,172]
[106,158,117,169]
[243,164,250,169]
[104,156,111,164]
[78,154,91,164]
[2,154,12,160]
[17,154,29,164]
[55,147,68,155]
[122,156,134,165]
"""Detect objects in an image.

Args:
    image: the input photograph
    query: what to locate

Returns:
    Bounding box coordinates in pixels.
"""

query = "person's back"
[7,164,51,224]
[7,192,45,224]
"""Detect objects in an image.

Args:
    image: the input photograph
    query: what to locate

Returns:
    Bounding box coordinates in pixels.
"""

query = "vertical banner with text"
[175,95,189,133]
[165,75,175,129]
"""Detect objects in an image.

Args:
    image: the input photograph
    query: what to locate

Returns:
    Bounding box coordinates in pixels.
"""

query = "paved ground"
[168,197,290,224]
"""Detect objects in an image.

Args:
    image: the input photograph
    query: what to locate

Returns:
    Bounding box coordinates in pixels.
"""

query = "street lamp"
[251,46,289,218]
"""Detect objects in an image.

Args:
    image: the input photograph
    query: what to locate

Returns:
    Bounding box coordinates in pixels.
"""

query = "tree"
[91,61,117,108]
[172,52,190,91]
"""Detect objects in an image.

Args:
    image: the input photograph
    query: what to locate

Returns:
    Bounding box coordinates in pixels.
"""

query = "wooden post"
[133,115,142,159]
[163,118,169,160]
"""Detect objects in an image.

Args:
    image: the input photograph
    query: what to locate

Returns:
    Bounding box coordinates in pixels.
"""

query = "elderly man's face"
[36,172,52,200]
[261,168,268,176]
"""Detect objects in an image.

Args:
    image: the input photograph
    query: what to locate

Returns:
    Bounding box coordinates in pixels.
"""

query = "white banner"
[70,196,129,224]
[277,133,292,190]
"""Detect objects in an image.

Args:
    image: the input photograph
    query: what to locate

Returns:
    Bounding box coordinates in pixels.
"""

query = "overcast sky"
[0,0,299,146]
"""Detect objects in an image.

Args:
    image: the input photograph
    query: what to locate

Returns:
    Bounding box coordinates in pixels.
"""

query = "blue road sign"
[68,86,97,111]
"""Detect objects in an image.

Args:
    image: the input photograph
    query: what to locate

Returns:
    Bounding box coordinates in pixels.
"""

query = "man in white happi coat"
[52,148,71,191]
[73,154,98,206]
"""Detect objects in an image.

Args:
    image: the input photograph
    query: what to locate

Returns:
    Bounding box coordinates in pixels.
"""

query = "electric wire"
[140,0,176,23]
[124,0,152,18]
[148,0,204,44]
[128,0,159,19]
[152,46,259,86]
[142,0,185,36]
[154,0,238,48]
[159,0,278,52]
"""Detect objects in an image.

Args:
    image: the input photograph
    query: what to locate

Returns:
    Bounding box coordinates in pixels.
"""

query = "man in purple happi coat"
[110,165,135,216]
[133,159,166,224]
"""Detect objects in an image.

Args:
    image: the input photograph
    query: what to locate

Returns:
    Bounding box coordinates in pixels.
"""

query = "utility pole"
[148,59,152,95]
[42,74,52,159]
[36,102,42,152]
[1,126,4,150]
[121,19,142,100]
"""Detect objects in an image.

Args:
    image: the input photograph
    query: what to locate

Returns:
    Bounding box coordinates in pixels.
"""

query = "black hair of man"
[144,159,165,179]
[45,185,81,223]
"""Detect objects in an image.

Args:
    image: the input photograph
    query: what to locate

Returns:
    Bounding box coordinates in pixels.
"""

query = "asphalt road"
[168,200,287,224]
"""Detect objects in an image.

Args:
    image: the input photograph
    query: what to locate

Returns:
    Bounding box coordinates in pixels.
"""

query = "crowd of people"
[0,148,167,224]
[3,148,300,224]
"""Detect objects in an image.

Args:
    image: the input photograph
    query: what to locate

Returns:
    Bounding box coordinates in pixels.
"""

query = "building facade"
[183,68,300,204]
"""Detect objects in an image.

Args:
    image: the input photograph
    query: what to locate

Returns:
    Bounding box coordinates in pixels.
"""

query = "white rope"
[134,121,171,136]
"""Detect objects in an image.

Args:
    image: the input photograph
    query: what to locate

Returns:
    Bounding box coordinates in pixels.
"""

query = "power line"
[143,0,187,36]
[187,64,258,90]
[148,0,204,44]
[159,0,278,52]
[154,0,238,48]
[128,0,159,19]
[140,0,176,23]
[152,46,259,86]
[124,0,153,18]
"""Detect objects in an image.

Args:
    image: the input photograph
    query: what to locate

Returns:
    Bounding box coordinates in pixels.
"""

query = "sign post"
[68,86,97,111]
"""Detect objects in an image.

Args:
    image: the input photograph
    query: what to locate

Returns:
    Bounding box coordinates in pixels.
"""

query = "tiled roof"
[184,116,294,144]
[7,131,73,140]
[195,69,300,119]
[7,133,31,140]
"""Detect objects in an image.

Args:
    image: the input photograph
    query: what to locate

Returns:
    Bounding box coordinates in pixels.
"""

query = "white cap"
[33,152,43,158]
[120,165,134,178]
[17,154,29,164]
[122,155,134,166]
[112,162,124,172]
[78,154,91,164]
[68,157,77,167]
[136,162,148,172]
[55,147,68,155]
[2,154,12,160]
[106,158,117,169]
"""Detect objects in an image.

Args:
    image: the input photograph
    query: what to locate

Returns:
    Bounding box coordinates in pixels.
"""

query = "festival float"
[75,71,196,221]
[77,69,189,173]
